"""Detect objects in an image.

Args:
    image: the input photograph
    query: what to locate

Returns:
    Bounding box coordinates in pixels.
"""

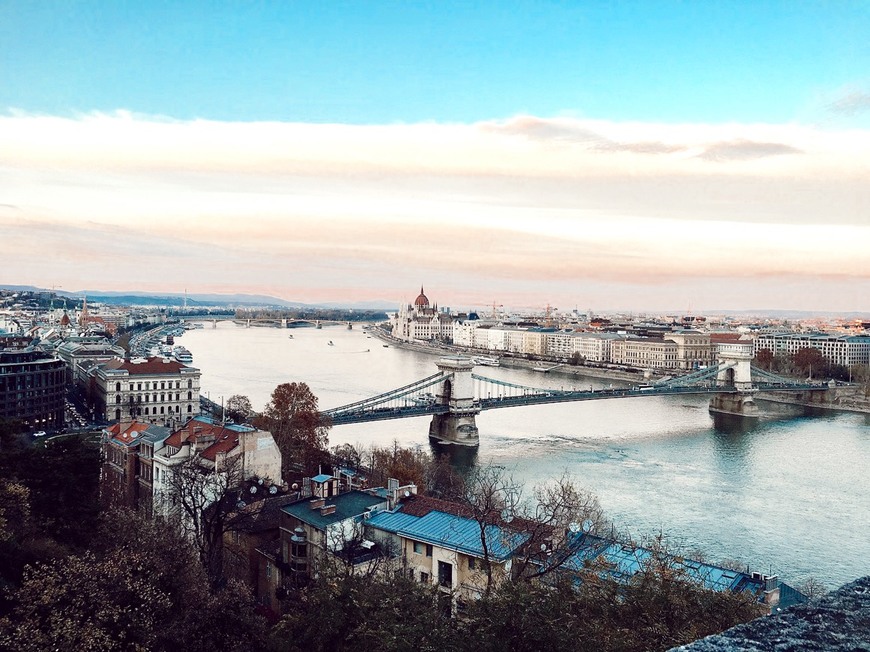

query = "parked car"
[33,430,47,437]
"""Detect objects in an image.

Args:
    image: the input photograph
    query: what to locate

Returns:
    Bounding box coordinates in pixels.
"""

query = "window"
[413,541,424,555]
[408,568,414,580]
[468,557,476,570]
[420,572,429,584]
[144,407,149,415]
[187,391,192,400]
[266,563,272,579]
[161,382,165,390]
[426,544,433,557]
[187,405,192,413]
[438,561,452,588]
[115,382,121,392]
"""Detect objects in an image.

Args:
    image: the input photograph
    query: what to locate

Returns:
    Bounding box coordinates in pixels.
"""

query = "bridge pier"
[710,343,758,417]
[429,356,480,446]
[709,391,759,418]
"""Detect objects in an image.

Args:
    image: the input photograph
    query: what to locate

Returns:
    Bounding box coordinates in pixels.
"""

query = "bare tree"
[161,452,250,584]
[460,465,609,593]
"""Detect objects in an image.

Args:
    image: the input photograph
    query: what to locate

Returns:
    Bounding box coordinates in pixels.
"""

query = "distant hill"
[0,285,395,311]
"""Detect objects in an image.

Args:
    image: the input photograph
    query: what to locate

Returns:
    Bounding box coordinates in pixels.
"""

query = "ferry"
[173,346,194,365]
[473,355,500,367]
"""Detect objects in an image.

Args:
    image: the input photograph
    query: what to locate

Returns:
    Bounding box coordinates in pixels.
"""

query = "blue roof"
[368,509,528,561]
[311,474,333,483]
[366,510,419,534]
[562,534,764,595]
[282,490,386,530]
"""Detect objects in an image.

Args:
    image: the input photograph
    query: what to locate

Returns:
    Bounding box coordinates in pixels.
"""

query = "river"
[182,321,869,588]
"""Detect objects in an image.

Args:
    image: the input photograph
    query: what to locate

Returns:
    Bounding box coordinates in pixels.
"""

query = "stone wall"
[672,576,870,651]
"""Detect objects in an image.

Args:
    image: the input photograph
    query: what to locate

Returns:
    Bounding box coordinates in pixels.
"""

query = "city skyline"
[2,2,870,313]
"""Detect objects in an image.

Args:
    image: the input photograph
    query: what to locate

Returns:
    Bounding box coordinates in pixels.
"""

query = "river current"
[182,322,869,588]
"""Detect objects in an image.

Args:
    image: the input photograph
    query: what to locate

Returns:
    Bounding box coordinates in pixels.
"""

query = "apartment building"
[94,357,201,426]
[611,337,680,370]
[754,333,870,366]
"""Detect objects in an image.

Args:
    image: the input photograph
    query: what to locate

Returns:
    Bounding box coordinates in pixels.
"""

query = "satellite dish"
[540,543,548,551]
[404,490,411,498]
[500,509,514,524]
[291,482,299,490]
[258,477,264,485]
[249,485,258,494]
[236,500,246,509]
[269,485,278,495]
[568,522,582,534]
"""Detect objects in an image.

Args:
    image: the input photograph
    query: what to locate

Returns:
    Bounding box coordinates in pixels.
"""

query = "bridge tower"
[429,356,480,446]
[710,342,758,417]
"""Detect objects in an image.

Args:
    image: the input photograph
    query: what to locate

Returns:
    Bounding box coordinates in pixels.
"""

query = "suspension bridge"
[322,343,830,446]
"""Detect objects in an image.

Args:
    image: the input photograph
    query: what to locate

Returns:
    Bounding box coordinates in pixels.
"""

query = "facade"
[571,332,622,362]
[392,287,455,342]
[611,337,680,370]
[0,338,66,431]
[56,336,125,387]
[100,421,171,510]
[664,331,714,370]
[94,356,201,427]
[366,494,530,610]
[754,333,870,367]
[152,415,282,516]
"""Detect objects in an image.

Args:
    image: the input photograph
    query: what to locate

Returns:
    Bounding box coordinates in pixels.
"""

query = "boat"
[327,341,334,346]
[383,344,389,348]
[473,355,500,367]
[173,346,194,365]
[288,334,294,339]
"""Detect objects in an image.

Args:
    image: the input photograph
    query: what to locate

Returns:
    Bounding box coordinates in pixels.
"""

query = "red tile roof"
[164,419,241,461]
[111,357,190,375]
[107,421,151,446]
[710,333,747,344]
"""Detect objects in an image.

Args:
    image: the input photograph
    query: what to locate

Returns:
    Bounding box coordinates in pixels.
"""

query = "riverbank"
[371,328,653,385]
[758,386,870,415]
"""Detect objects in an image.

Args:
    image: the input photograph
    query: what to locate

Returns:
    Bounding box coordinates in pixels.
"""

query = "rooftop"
[282,490,386,530]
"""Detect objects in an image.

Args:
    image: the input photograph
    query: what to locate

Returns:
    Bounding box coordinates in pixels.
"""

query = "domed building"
[391,286,456,342]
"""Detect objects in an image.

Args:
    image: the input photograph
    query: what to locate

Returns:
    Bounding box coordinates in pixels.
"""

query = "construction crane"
[491,302,503,320]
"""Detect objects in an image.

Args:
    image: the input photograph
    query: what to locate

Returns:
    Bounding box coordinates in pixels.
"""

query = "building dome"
[414,286,429,308]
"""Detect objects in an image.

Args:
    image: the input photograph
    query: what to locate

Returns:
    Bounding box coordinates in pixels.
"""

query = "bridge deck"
[324,382,825,425]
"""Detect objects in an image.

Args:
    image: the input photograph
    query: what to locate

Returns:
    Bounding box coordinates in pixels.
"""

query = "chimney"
[309,498,325,510]
[320,504,336,516]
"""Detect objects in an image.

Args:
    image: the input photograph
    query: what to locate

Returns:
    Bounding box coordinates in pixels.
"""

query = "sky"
[2,1,870,313]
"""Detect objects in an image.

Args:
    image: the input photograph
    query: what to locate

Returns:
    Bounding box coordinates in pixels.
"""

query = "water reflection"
[712,412,758,436]
[430,440,478,473]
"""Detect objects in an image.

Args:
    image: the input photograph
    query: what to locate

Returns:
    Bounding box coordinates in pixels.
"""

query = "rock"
[672,576,870,651]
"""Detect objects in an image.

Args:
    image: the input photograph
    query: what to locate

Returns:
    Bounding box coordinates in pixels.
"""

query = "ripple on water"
[181,325,870,587]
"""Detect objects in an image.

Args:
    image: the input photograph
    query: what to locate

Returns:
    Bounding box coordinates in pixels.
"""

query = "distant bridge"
[322,346,830,446]
[200,317,357,329]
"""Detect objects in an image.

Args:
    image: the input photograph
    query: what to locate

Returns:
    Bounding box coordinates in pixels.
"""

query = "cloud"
[2,111,870,310]
[827,89,870,116]
[696,139,803,161]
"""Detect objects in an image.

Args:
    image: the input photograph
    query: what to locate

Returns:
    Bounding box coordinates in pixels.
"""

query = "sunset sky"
[2,1,869,313]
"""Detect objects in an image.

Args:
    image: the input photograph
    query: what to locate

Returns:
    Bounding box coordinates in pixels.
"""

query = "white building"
[391,287,455,342]
[754,333,870,366]
[95,356,201,427]
[152,415,282,516]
